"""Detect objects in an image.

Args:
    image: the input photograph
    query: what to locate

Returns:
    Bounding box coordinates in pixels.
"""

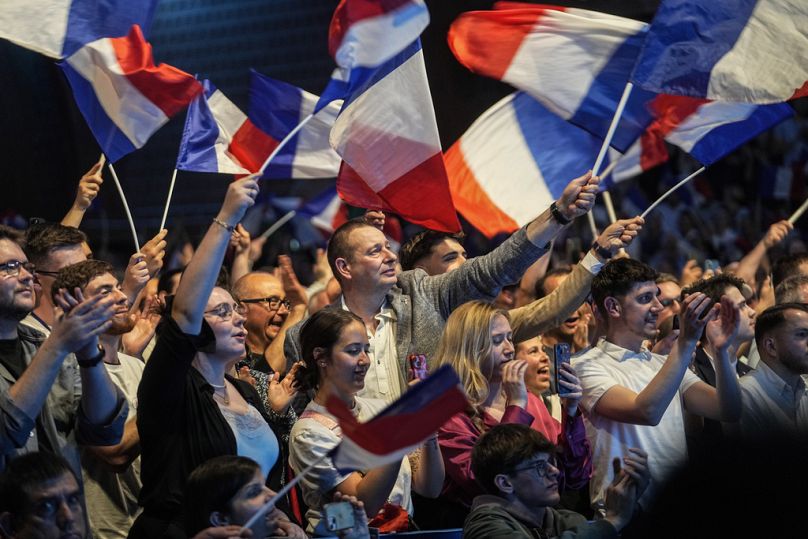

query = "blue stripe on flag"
[340,39,423,111]
[176,80,221,172]
[62,0,158,57]
[631,0,758,97]
[60,61,137,162]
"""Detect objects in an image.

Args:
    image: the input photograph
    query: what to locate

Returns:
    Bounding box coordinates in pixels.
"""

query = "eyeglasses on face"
[0,260,35,278]
[659,298,680,308]
[239,296,291,310]
[204,302,248,321]
[510,457,558,479]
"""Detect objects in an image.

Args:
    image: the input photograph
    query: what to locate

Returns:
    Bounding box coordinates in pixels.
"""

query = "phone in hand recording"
[323,501,355,531]
[408,354,428,381]
[553,343,572,397]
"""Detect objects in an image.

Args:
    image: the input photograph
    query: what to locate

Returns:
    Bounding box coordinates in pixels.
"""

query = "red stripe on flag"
[338,155,461,233]
[229,119,279,173]
[648,94,710,137]
[329,0,415,59]
[448,7,557,81]
[790,80,808,101]
[111,25,202,118]
[638,131,669,172]
[444,145,519,239]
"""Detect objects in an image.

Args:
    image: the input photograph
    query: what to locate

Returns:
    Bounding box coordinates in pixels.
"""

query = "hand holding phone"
[408,354,428,381]
[553,343,572,397]
[323,501,356,532]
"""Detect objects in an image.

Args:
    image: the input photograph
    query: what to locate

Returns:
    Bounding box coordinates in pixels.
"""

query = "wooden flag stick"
[159,168,178,231]
[107,162,140,252]
[641,167,707,219]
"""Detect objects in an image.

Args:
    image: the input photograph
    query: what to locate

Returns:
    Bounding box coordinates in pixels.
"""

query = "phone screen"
[553,343,571,397]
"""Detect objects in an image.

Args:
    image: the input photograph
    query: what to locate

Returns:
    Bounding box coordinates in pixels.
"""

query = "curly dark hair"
[50,259,113,303]
[294,307,365,391]
[399,230,465,271]
[591,258,658,315]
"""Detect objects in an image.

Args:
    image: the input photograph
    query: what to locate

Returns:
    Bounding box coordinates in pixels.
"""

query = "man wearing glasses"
[0,225,127,472]
[464,424,648,539]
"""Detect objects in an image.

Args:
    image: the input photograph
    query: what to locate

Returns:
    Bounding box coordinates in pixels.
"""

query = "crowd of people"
[0,151,807,539]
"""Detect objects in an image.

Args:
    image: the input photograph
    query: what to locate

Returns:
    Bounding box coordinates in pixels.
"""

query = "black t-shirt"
[0,338,24,379]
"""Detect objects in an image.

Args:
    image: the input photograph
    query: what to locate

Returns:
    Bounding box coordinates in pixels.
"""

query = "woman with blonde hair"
[434,300,591,511]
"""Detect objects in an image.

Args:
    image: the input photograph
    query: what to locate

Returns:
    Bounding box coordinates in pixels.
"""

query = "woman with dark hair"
[130,177,297,537]
[288,308,444,532]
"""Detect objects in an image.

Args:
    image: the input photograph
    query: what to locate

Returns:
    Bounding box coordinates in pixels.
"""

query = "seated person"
[464,424,648,539]
[0,452,85,539]
[289,309,443,532]
[434,301,591,513]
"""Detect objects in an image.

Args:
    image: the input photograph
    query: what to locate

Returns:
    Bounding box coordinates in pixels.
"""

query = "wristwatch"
[550,201,572,225]
[592,241,613,260]
[77,345,105,368]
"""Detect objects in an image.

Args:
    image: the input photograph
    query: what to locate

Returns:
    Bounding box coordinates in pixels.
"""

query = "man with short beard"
[51,260,144,539]
[0,226,127,473]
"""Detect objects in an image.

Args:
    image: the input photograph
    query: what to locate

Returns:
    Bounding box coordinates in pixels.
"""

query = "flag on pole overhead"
[445,92,610,238]
[60,25,202,162]
[248,71,342,179]
[631,0,808,103]
[326,365,467,473]
[0,0,157,58]
[448,3,655,152]
[296,185,349,233]
[176,80,251,174]
[322,0,461,232]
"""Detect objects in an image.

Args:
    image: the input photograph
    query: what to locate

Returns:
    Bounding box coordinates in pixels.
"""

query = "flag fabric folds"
[326,365,468,473]
[448,3,655,152]
[631,0,808,103]
[60,25,202,163]
[445,92,609,238]
[296,186,349,233]
[0,0,157,58]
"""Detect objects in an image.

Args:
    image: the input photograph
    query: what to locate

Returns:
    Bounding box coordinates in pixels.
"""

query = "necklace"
[210,381,230,405]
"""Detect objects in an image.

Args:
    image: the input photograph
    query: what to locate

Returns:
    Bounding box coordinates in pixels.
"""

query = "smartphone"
[323,501,355,531]
[408,353,428,381]
[553,343,572,397]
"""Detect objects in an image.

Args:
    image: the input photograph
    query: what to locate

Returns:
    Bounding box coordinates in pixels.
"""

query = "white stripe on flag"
[0,0,70,58]
[207,90,250,174]
[664,101,756,153]
[66,37,168,148]
[293,91,341,179]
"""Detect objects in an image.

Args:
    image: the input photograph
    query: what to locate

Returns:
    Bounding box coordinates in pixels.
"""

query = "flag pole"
[586,212,599,240]
[258,113,317,175]
[107,161,141,252]
[241,452,329,531]
[259,210,297,240]
[641,167,706,219]
[788,197,808,225]
[159,168,178,231]
[591,82,634,224]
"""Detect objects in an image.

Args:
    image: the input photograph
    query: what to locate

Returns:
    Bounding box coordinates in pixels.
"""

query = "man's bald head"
[232,272,288,353]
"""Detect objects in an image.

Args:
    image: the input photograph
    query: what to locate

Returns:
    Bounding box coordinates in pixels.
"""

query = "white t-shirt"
[81,352,144,539]
[736,360,808,437]
[573,339,701,510]
[289,396,412,531]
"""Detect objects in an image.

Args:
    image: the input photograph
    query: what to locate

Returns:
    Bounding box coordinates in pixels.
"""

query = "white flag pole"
[107,161,141,252]
[258,210,297,240]
[586,212,599,240]
[788,197,808,225]
[641,167,706,219]
[591,82,634,224]
[159,168,178,231]
[258,113,316,175]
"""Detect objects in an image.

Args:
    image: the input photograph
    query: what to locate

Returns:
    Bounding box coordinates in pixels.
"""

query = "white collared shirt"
[736,360,808,437]
[340,297,403,402]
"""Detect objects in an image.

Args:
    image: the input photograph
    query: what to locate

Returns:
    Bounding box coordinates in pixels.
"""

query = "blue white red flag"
[445,92,610,238]
[0,0,157,58]
[248,71,342,179]
[60,25,202,162]
[326,365,467,473]
[448,3,656,152]
[296,185,349,233]
[176,80,252,174]
[631,0,808,103]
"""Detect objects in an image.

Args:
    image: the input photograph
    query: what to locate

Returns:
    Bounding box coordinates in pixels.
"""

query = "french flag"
[631,0,808,104]
[323,0,461,232]
[0,0,157,58]
[448,3,656,152]
[248,71,342,179]
[60,25,202,163]
[176,79,251,174]
[445,92,610,238]
[326,365,467,473]
[297,185,349,233]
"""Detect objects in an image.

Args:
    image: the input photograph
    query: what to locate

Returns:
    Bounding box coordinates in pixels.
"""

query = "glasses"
[0,260,35,278]
[239,296,291,310]
[510,457,558,479]
[204,302,248,321]
[659,298,680,308]
[34,269,61,278]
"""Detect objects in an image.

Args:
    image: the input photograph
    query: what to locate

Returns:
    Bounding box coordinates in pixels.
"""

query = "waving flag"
[0,0,157,58]
[448,3,655,152]
[323,0,461,232]
[445,92,609,238]
[297,185,349,233]
[631,0,808,103]
[176,80,251,174]
[326,365,467,473]
[60,25,202,162]
[249,71,342,179]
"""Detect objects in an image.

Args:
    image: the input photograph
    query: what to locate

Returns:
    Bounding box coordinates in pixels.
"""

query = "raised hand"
[364,209,385,231]
[141,229,168,277]
[594,216,644,258]
[332,491,371,539]
[51,288,118,355]
[231,224,251,256]
[556,171,601,221]
[557,362,583,416]
[501,359,529,409]
[705,295,741,352]
[278,255,307,308]
[73,157,105,211]
[218,175,260,227]
[680,259,703,287]
[121,252,150,301]
[121,294,162,358]
[266,362,303,412]
[762,219,792,249]
[678,292,717,346]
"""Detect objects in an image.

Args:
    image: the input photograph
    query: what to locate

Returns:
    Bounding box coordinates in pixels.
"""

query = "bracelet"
[77,345,105,368]
[212,217,235,233]
[550,201,572,225]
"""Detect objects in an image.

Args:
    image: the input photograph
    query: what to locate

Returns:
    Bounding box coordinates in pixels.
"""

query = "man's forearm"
[6,341,69,419]
[713,350,742,421]
[80,364,122,424]
[635,340,696,424]
[525,206,567,248]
